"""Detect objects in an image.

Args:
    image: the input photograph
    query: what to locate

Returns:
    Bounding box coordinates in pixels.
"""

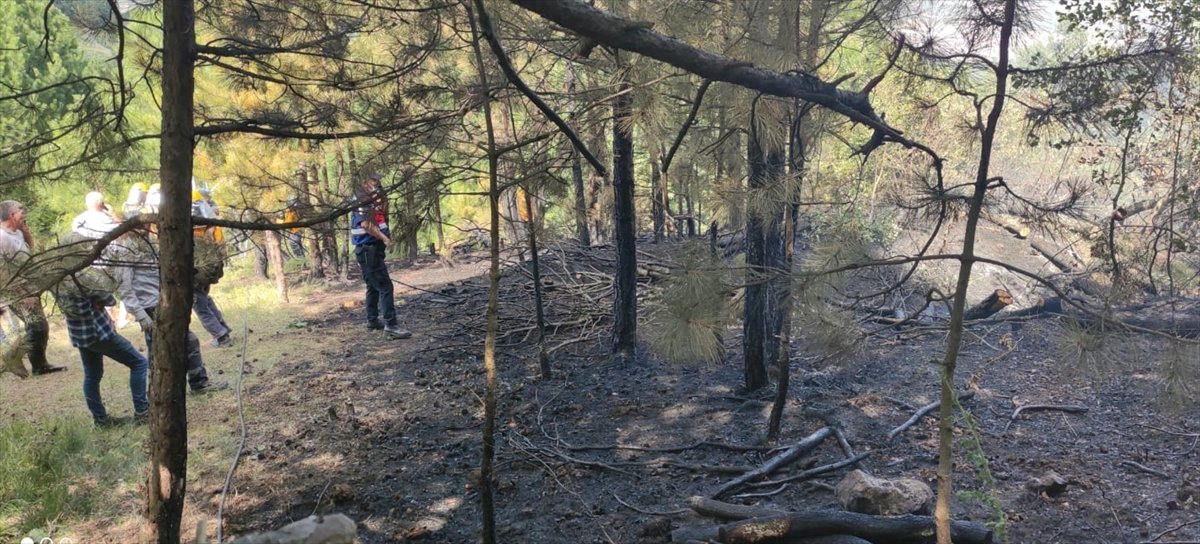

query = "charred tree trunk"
[743,125,769,392]
[567,60,591,247]
[612,73,638,359]
[764,147,786,374]
[523,188,551,378]
[147,1,195,540]
[466,5,498,542]
[651,155,665,243]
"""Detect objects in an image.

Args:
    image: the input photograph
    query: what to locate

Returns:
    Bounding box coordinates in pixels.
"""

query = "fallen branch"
[709,427,833,499]
[611,492,688,516]
[887,390,976,441]
[717,511,993,544]
[1119,460,1170,479]
[687,496,785,521]
[1004,404,1088,432]
[749,452,870,488]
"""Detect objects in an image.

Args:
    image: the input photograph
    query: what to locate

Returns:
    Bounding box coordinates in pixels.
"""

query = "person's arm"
[18,224,32,247]
[360,219,393,247]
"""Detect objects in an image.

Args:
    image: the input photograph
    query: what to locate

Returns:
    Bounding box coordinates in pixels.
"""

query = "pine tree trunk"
[307,160,326,279]
[147,1,194,540]
[743,126,768,391]
[524,188,551,378]
[652,154,665,243]
[567,60,591,247]
[466,5,499,542]
[265,229,290,303]
[317,161,340,277]
[934,2,1016,541]
[404,187,419,261]
[612,73,638,359]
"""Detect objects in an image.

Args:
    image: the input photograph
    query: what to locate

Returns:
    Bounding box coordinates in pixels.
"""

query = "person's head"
[0,200,26,227]
[363,172,382,193]
[85,191,105,212]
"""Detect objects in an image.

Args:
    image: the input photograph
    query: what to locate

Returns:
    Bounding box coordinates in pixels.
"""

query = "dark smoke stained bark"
[612,75,638,359]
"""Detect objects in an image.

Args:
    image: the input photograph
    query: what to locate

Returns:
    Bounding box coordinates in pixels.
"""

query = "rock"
[1025,471,1069,497]
[835,469,933,515]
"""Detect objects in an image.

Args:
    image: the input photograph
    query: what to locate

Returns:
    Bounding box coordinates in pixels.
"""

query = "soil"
[215,233,1200,544]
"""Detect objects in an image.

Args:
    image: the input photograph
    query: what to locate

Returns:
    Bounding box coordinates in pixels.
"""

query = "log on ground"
[717,511,993,544]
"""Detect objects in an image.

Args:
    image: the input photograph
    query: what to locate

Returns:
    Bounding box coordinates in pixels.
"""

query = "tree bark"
[612,70,637,359]
[265,229,289,303]
[567,60,591,247]
[305,163,325,279]
[146,1,195,541]
[743,121,769,392]
[466,5,499,542]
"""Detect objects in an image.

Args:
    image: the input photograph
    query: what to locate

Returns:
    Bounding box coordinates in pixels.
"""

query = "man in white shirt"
[0,200,66,375]
[71,191,119,239]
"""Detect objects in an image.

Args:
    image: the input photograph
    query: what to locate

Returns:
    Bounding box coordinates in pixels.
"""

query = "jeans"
[355,242,395,326]
[78,334,149,421]
[193,282,231,340]
[142,307,209,390]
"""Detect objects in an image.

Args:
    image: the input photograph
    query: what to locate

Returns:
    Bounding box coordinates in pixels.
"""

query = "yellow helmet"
[191,189,204,202]
[132,182,148,192]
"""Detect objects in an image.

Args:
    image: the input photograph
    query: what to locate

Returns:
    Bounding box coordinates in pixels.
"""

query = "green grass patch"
[0,417,145,539]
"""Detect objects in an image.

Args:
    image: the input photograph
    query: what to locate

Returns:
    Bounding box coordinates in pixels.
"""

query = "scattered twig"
[730,484,789,500]
[610,492,688,516]
[1119,460,1171,480]
[887,390,976,441]
[1004,404,1089,432]
[1143,516,1200,542]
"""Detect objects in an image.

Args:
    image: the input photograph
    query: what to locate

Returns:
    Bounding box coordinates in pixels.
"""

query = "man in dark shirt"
[350,174,411,338]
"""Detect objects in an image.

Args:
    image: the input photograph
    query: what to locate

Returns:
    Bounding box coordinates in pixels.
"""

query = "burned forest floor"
[214,229,1200,544]
[6,229,1199,544]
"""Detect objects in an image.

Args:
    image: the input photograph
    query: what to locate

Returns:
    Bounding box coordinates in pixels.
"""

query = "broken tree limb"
[750,452,871,488]
[887,390,976,441]
[717,511,993,544]
[1003,404,1089,432]
[709,427,833,499]
[230,514,356,544]
[963,289,1014,320]
[688,496,785,521]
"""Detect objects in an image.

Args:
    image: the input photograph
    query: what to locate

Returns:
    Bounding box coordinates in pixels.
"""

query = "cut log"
[963,290,1013,320]
[230,514,356,544]
[717,511,993,544]
[1030,240,1080,274]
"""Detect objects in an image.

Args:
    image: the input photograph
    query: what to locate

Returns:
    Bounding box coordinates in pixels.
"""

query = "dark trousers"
[142,307,209,390]
[78,334,149,421]
[13,300,52,372]
[193,282,231,340]
[355,242,395,326]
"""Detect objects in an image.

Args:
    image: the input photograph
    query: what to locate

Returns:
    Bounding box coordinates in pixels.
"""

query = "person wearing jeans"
[350,173,411,338]
[108,228,226,394]
[54,289,149,427]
